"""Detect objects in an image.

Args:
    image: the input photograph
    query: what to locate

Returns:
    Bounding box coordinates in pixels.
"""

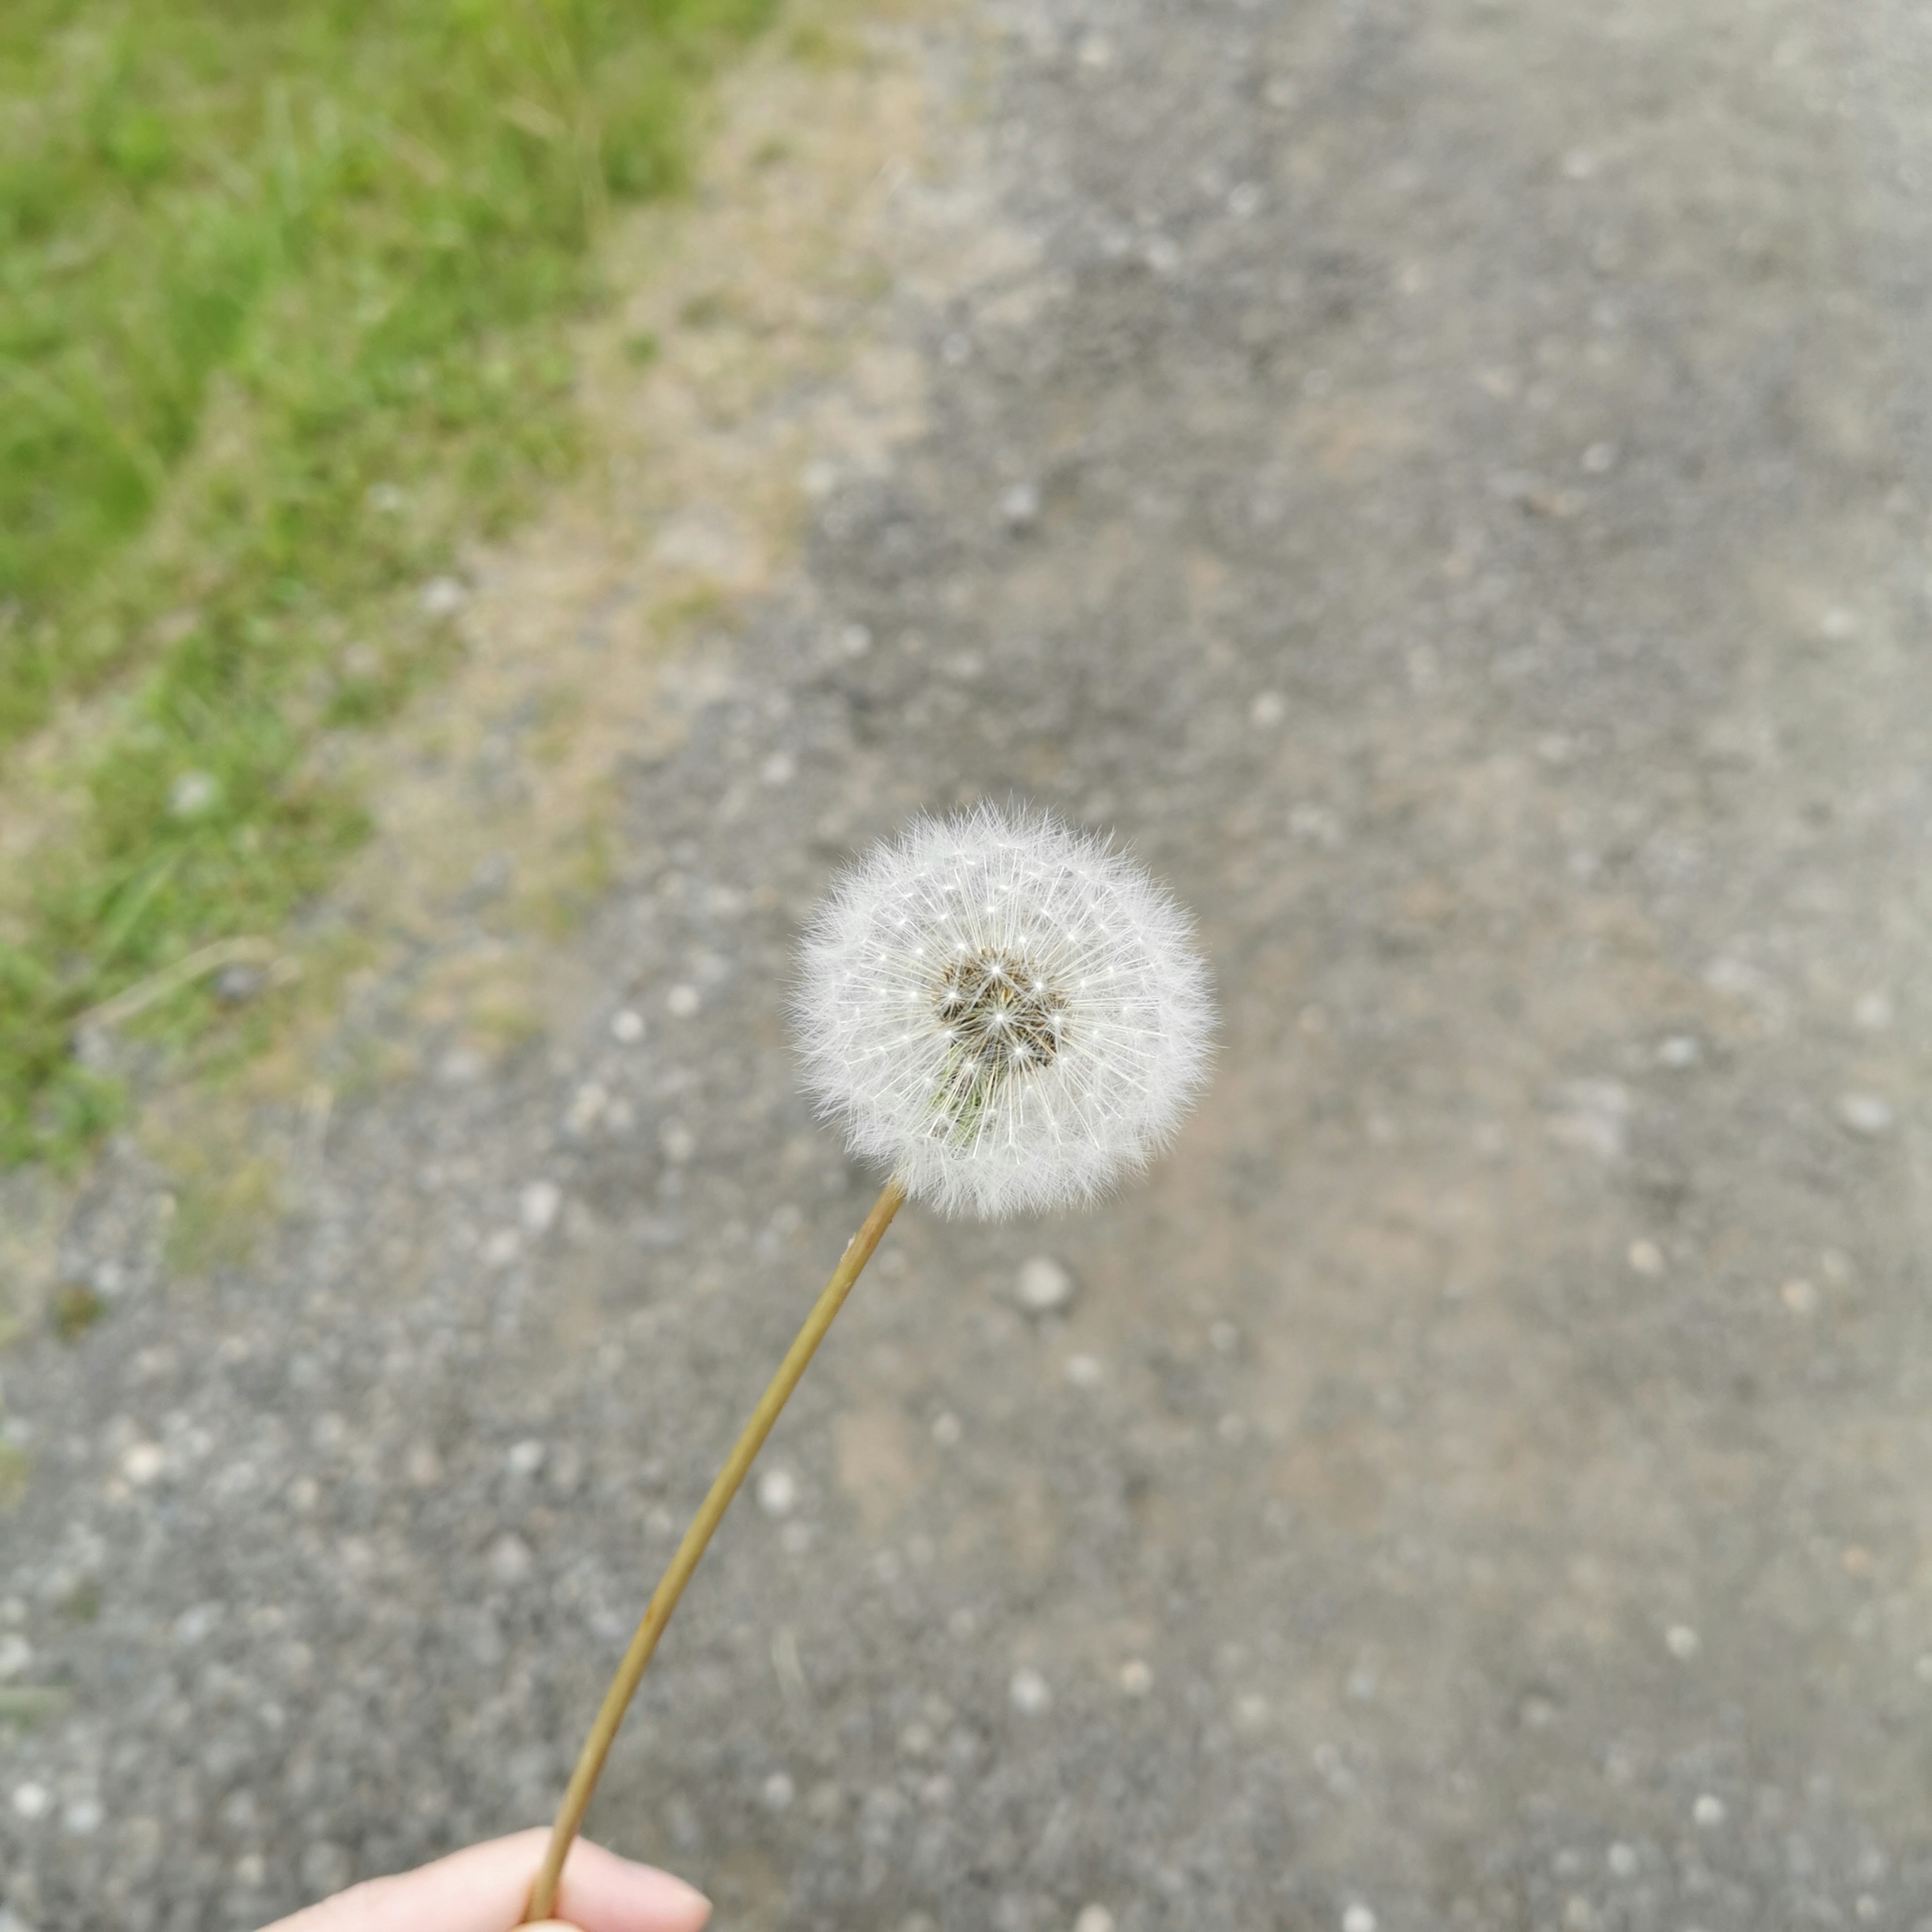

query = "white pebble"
[1665,1624,1700,1660]
[63,1796,103,1836]
[121,1442,165,1487]
[1838,1092,1894,1138]
[666,984,701,1018]
[931,1412,962,1447]
[1118,1658,1153,1697]
[519,1181,561,1235]
[1693,1793,1725,1827]
[761,1772,794,1812]
[1249,690,1287,728]
[1015,1255,1077,1314]
[1627,1239,1664,1277]
[999,481,1041,529]
[611,1009,645,1043]
[757,1467,797,1517]
[1064,1353,1104,1390]
[0,1636,31,1682]
[660,1122,697,1165]
[482,1229,522,1269]
[1075,1909,1117,1932]
[1656,1034,1702,1068]
[1781,1278,1818,1316]
[11,1782,50,1821]
[1343,1906,1378,1932]
[1853,991,1893,1032]
[420,576,467,616]
[1606,1841,1638,1878]
[761,750,796,787]
[1009,1667,1052,1715]
[507,1439,546,1478]
[488,1534,533,1584]
[167,770,220,819]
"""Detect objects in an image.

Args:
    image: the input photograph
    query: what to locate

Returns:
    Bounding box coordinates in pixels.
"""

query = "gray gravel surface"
[8,1,1932,1927]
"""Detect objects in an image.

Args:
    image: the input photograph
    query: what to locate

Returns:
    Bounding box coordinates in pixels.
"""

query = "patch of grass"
[0,0,778,1166]
[160,1144,284,1276]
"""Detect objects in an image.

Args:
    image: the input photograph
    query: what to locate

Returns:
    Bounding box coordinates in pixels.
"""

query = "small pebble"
[519,1182,561,1235]
[1607,1842,1638,1878]
[661,1123,697,1164]
[11,1782,51,1821]
[1837,1093,1894,1138]
[1064,1353,1104,1390]
[1665,1624,1700,1660]
[0,1636,31,1681]
[931,1412,962,1447]
[488,1534,534,1585]
[1627,1239,1664,1276]
[999,481,1041,529]
[1075,1909,1117,1932]
[611,1009,645,1043]
[1781,1278,1818,1316]
[63,1797,103,1836]
[761,1772,794,1812]
[507,1439,546,1478]
[212,962,265,1005]
[420,576,467,616]
[757,1467,797,1517]
[667,985,701,1018]
[482,1229,522,1269]
[1249,690,1287,728]
[1656,1034,1702,1068]
[122,1442,164,1487]
[1853,991,1894,1031]
[761,750,796,787]
[1342,1906,1377,1932]
[1016,1255,1077,1314]
[1119,1659,1153,1696]
[1693,1793,1725,1827]
[1009,1667,1051,1715]
[168,770,220,819]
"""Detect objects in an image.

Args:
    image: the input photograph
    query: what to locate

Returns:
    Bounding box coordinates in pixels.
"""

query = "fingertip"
[556,1837,712,1932]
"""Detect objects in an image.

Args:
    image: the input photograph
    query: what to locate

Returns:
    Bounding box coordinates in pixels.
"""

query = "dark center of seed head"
[934,950,1067,1074]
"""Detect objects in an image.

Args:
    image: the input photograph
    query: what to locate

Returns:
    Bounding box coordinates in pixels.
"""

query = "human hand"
[260,1827,711,1932]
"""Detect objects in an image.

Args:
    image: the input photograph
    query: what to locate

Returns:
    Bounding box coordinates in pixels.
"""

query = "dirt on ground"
[5,1,1932,1928]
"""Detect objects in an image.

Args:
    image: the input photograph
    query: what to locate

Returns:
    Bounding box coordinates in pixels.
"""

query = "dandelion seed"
[794,803,1214,1219]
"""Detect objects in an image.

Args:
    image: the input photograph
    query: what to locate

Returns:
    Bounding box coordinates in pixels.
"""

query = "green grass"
[0,0,775,1166]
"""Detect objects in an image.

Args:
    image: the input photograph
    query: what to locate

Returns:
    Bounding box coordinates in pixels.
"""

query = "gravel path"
[7,2,1932,1927]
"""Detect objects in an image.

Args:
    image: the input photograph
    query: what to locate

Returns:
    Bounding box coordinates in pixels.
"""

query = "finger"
[553,1834,712,1932]
[261,1828,710,1932]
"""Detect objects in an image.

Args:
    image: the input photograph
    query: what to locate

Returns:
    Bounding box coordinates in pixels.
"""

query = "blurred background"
[5,1,1932,1927]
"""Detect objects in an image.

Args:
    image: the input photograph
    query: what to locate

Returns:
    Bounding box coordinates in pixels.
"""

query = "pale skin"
[260,1829,710,1932]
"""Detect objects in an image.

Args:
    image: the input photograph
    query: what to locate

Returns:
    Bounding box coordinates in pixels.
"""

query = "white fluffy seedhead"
[793,804,1214,1219]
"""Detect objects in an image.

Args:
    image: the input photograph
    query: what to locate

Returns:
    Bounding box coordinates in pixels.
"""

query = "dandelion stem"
[524,1179,908,1921]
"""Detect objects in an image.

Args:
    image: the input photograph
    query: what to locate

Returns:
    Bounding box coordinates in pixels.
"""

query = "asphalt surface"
[6,1,1932,1927]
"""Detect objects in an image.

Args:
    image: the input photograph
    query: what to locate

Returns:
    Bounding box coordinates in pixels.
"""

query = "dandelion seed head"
[793,803,1214,1218]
